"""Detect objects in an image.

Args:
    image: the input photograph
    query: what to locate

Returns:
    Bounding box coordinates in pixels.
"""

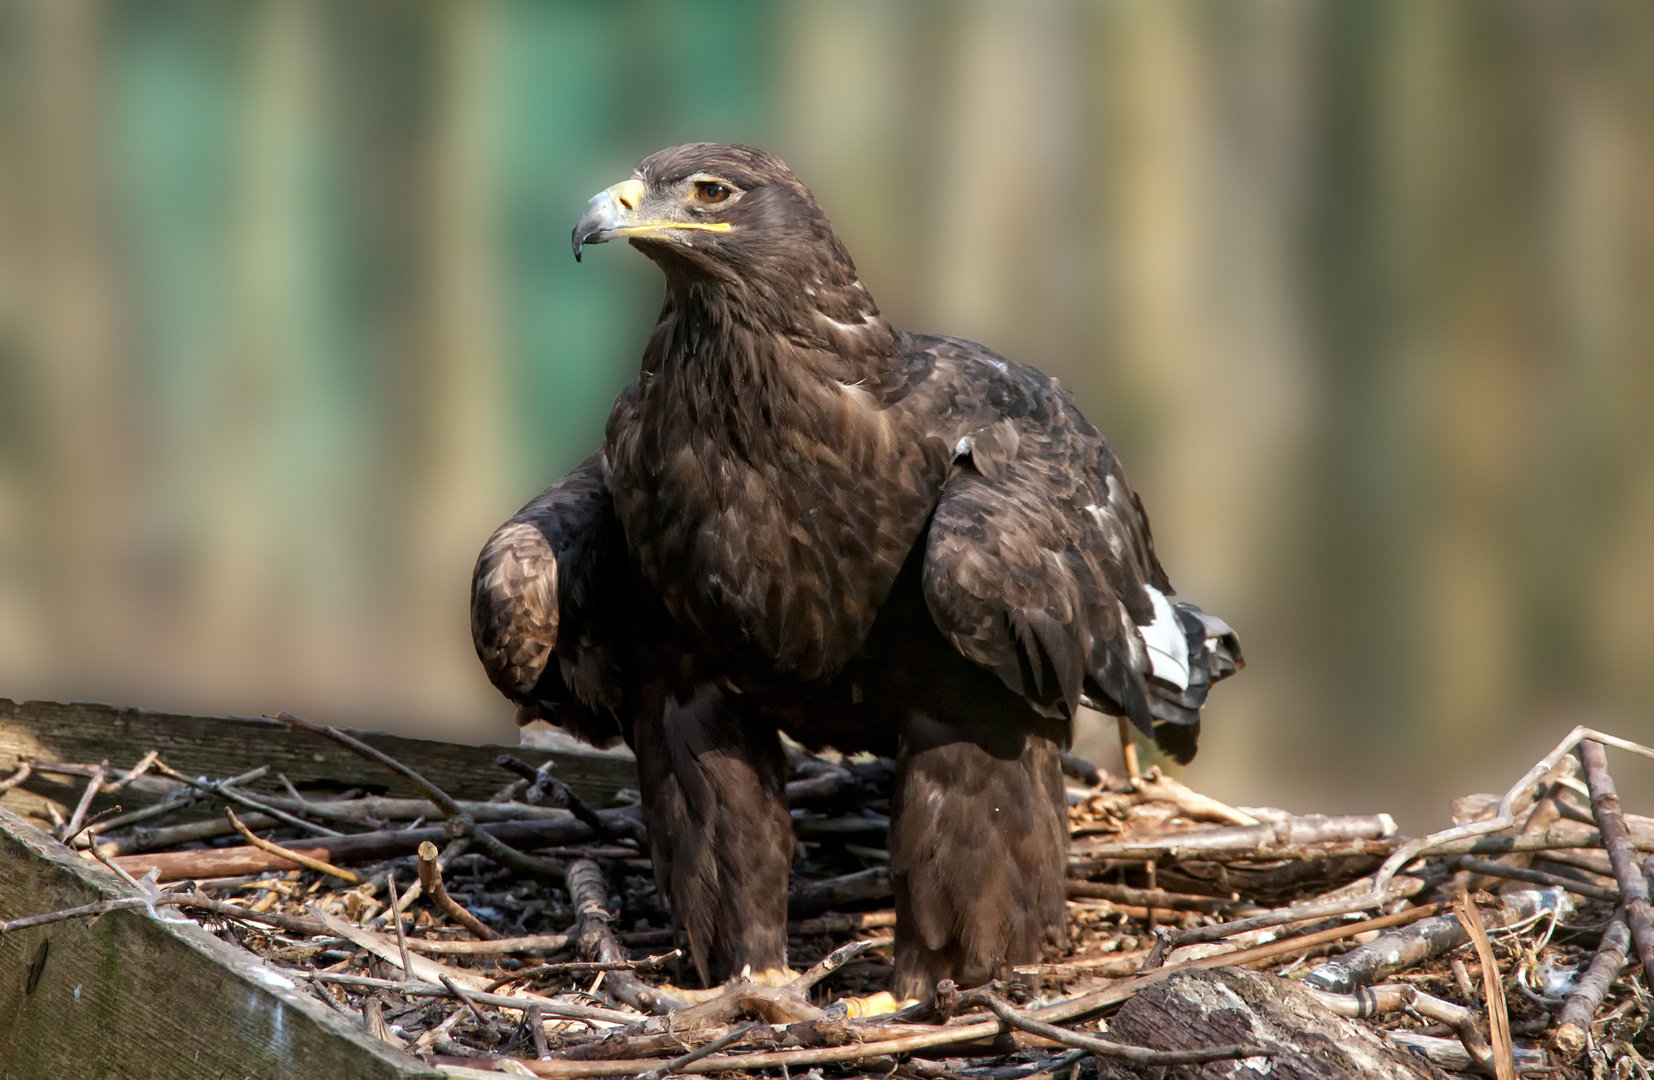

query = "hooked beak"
[571,176,731,262]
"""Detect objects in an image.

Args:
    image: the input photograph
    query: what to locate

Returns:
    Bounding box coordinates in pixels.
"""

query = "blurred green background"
[1,0,1651,829]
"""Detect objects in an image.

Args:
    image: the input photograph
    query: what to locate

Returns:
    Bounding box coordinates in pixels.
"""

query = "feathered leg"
[631,683,793,985]
[888,711,1069,998]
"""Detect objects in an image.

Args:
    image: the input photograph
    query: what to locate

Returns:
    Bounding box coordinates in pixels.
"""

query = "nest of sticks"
[4,718,1654,1079]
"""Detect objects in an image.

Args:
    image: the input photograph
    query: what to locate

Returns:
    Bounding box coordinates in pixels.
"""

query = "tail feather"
[1139,601,1244,765]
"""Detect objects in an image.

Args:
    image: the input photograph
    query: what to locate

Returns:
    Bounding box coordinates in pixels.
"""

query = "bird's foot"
[660,965,798,1002]
[836,991,912,1017]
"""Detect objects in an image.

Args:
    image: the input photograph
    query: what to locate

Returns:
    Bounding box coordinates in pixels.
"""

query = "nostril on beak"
[612,177,646,214]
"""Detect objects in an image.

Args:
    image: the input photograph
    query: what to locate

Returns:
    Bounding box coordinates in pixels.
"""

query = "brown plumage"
[472,144,1242,996]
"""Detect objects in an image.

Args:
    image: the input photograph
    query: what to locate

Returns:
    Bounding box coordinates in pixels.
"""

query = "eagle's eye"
[694,181,732,204]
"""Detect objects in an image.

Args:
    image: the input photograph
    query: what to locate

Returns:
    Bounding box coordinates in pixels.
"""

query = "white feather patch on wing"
[1140,586,1190,690]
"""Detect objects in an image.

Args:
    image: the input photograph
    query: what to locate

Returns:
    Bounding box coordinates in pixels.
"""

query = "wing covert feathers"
[912,335,1241,763]
[469,454,626,743]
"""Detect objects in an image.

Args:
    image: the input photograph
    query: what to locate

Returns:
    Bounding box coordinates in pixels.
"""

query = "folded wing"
[917,350,1241,763]
[470,453,627,745]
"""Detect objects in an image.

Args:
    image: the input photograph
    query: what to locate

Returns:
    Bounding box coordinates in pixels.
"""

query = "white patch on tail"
[1139,586,1190,690]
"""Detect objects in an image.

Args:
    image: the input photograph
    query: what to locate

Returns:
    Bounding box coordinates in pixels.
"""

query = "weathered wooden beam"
[0,804,442,1079]
[0,698,637,825]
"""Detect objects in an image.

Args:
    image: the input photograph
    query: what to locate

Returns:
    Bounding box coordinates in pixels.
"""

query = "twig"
[528,1002,551,1059]
[1116,715,1141,782]
[152,760,340,838]
[958,987,1270,1065]
[107,750,161,792]
[302,972,637,1025]
[66,804,125,848]
[0,894,170,934]
[488,952,681,992]
[496,753,643,844]
[634,1022,756,1080]
[568,858,686,1015]
[0,759,31,792]
[225,807,360,883]
[1308,983,1501,1073]
[788,940,872,992]
[275,711,565,882]
[386,871,415,977]
[440,973,491,1032]
[1066,880,1264,915]
[1580,739,1654,978]
[59,761,107,841]
[401,932,571,956]
[1554,904,1632,1054]
[1455,894,1516,1080]
[1160,725,1654,951]
[1453,855,1619,901]
[176,893,331,936]
[418,840,499,939]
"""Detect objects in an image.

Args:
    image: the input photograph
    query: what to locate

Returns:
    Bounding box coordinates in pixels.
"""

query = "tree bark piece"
[1099,967,1452,1079]
[1579,739,1654,977]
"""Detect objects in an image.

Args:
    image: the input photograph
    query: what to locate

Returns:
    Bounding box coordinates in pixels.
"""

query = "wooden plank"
[0,805,442,1079]
[0,699,638,823]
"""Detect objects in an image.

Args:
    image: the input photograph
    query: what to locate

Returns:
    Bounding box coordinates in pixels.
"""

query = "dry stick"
[1554,904,1632,1054]
[788,940,872,992]
[1115,715,1141,782]
[385,871,415,979]
[1066,880,1264,915]
[958,988,1268,1066]
[418,839,499,939]
[1013,903,1452,1030]
[88,829,153,893]
[0,759,32,792]
[517,1019,1025,1078]
[0,890,328,938]
[176,893,331,936]
[1165,725,1654,952]
[225,807,360,883]
[486,952,682,994]
[568,858,686,1015]
[403,933,572,956]
[275,711,564,882]
[65,805,125,848]
[1307,985,1501,1074]
[496,753,643,845]
[1580,739,1654,978]
[1455,894,1516,1080]
[301,972,637,1025]
[107,750,161,792]
[634,1022,757,1080]
[528,1002,551,1059]
[59,761,107,841]
[152,760,340,838]
[440,973,491,1033]
[0,894,171,934]
[1453,855,1620,901]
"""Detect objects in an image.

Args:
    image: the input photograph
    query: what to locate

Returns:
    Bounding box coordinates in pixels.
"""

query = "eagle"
[471,144,1241,997]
